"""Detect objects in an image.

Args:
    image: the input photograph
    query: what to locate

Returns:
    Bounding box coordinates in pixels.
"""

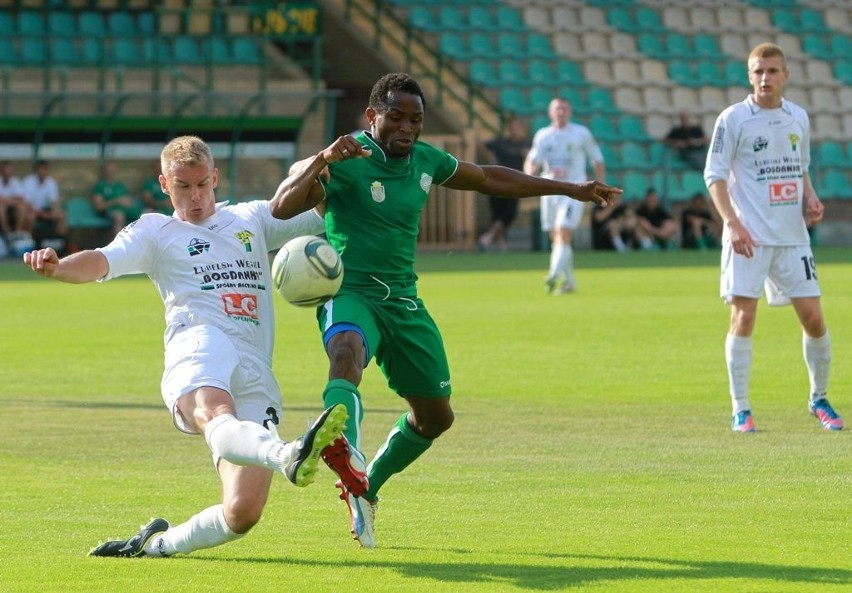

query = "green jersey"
[323,132,458,298]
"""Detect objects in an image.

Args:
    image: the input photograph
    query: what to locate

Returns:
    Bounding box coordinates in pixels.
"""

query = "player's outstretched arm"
[23,248,109,283]
[445,161,622,206]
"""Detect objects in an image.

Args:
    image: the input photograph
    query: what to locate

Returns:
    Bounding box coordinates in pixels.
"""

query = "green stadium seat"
[637,33,668,59]
[666,33,694,59]
[0,38,17,62]
[78,12,105,36]
[529,87,553,112]
[679,171,707,200]
[209,36,231,63]
[47,12,75,35]
[49,38,79,65]
[599,144,622,171]
[833,61,852,85]
[17,11,44,36]
[527,33,552,58]
[496,7,525,32]
[231,37,262,64]
[623,171,651,196]
[589,115,619,142]
[66,197,112,230]
[802,35,830,58]
[468,33,494,58]
[829,34,852,60]
[468,6,495,30]
[587,87,617,114]
[668,60,695,86]
[648,142,666,169]
[81,37,102,64]
[822,170,852,199]
[113,38,142,64]
[697,60,721,86]
[497,59,524,85]
[607,8,635,32]
[499,87,527,114]
[469,58,497,86]
[496,32,524,58]
[0,13,13,36]
[635,7,665,32]
[439,33,469,60]
[618,115,648,142]
[142,37,170,63]
[621,141,651,169]
[438,6,466,31]
[846,141,852,164]
[723,60,744,86]
[107,11,137,35]
[137,12,156,34]
[409,7,440,32]
[694,34,720,58]
[555,61,585,85]
[816,142,847,167]
[527,59,554,85]
[800,9,829,34]
[560,88,586,113]
[172,36,203,64]
[20,38,46,64]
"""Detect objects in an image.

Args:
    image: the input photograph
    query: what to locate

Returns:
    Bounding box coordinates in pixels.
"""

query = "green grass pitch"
[1,249,849,593]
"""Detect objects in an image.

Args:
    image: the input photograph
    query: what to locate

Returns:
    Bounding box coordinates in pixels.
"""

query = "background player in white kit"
[22,136,366,558]
[525,98,605,294]
[705,43,843,433]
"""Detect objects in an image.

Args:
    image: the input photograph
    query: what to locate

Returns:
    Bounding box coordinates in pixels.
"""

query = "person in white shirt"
[22,136,368,558]
[525,98,605,294]
[21,160,67,240]
[0,161,27,238]
[705,43,843,433]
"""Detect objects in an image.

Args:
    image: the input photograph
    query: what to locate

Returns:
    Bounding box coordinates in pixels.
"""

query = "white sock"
[612,234,628,252]
[145,504,243,556]
[803,331,831,402]
[548,244,563,279]
[204,414,280,470]
[726,334,752,414]
[557,244,574,284]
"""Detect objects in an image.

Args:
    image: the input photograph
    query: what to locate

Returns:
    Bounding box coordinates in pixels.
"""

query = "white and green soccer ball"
[271,235,343,307]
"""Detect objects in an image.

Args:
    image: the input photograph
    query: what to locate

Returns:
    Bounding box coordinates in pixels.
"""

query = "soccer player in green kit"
[274,73,622,547]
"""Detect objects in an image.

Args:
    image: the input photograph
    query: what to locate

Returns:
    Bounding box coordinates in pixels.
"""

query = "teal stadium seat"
[409,7,440,33]
[66,197,112,230]
[529,87,553,112]
[81,37,102,64]
[438,6,466,31]
[143,37,170,63]
[497,59,524,85]
[618,115,649,142]
[669,60,695,86]
[599,144,623,171]
[833,61,852,85]
[527,59,554,85]
[0,38,17,62]
[20,38,46,64]
[555,61,585,86]
[799,9,829,34]
[439,33,469,60]
[469,59,497,86]
[496,7,525,32]
[172,36,203,64]
[666,33,695,59]
[822,170,852,199]
[694,34,720,58]
[107,12,137,35]
[137,12,156,34]
[113,38,142,64]
[0,12,13,36]
[468,6,495,30]
[78,12,105,36]
[623,171,651,197]
[607,8,635,32]
[210,37,232,63]
[802,35,830,59]
[635,8,665,33]
[531,115,549,132]
[49,38,79,65]
[559,88,585,112]
[468,33,494,58]
[527,33,552,58]
[678,171,707,201]
[697,60,721,86]
[816,142,847,167]
[648,143,666,170]
[496,32,524,58]
[829,34,852,60]
[724,60,744,86]
[621,141,651,170]
[589,115,619,142]
[637,33,668,59]
[47,12,75,35]
[17,11,45,35]
[587,87,617,114]
[499,87,527,114]
[231,37,262,64]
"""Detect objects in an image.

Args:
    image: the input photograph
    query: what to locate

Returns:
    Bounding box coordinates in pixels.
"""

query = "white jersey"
[705,95,811,246]
[97,201,324,364]
[0,175,25,199]
[527,122,603,185]
[22,174,60,210]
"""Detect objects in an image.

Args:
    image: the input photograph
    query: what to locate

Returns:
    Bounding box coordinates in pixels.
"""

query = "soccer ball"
[271,235,343,307]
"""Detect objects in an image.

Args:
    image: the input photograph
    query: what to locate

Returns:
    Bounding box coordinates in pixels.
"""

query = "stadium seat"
[497,60,525,85]
[679,171,707,201]
[0,12,13,36]
[829,34,852,60]
[142,37,170,63]
[17,11,44,36]
[599,144,621,171]
[723,60,745,86]
[822,170,852,199]
[621,141,651,170]
[468,6,495,31]
[113,38,142,64]
[172,36,203,64]
[802,35,830,59]
[20,38,46,64]
[665,33,693,59]
[589,115,620,142]
[499,87,528,115]
[770,11,798,32]
[560,88,586,114]
[107,11,137,35]
[496,33,525,59]
[607,8,635,32]
[469,59,497,87]
[80,38,102,65]
[0,38,16,62]
[635,7,665,32]
[438,6,466,31]
[623,171,651,197]
[668,60,695,87]
[78,12,105,36]
[799,9,829,34]
[468,33,494,58]
[530,115,549,133]
[636,33,668,60]
[47,12,75,35]
[834,61,852,85]
[588,87,617,114]
[694,34,720,58]
[496,7,525,32]
[137,12,156,34]
[618,115,648,142]
[527,60,554,85]
[66,197,112,230]
[816,142,847,167]
[527,33,552,59]
[210,36,232,63]
[529,87,554,112]
[409,7,440,32]
[697,60,721,86]
[439,33,469,60]
[231,37,262,64]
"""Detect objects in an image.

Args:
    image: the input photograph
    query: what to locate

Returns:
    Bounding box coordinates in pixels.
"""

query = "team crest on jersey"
[420,173,433,193]
[788,133,800,151]
[370,181,385,203]
[234,230,254,252]
[187,238,210,256]
[753,136,769,152]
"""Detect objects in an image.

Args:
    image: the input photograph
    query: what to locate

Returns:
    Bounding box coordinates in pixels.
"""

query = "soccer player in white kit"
[525,98,605,294]
[705,43,843,433]
[22,136,367,558]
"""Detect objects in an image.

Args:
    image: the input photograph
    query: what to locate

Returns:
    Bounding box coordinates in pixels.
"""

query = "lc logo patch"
[221,293,258,320]
[769,182,798,205]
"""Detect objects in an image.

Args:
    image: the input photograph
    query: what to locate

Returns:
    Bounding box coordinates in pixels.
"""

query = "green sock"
[365,413,432,500]
[322,378,364,450]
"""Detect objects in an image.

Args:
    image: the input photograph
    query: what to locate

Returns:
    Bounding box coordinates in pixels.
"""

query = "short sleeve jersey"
[0,176,25,200]
[22,174,59,210]
[705,95,811,246]
[321,131,458,297]
[97,202,324,361]
[526,123,603,183]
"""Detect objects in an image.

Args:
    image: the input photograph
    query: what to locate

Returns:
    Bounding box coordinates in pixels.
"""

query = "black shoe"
[89,518,170,557]
[280,404,347,487]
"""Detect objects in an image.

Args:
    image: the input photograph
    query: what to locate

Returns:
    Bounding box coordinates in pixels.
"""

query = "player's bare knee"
[412,408,454,439]
[223,497,264,534]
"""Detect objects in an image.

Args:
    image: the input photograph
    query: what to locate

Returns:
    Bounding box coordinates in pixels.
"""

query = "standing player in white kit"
[705,43,843,433]
[22,135,367,557]
[525,97,606,294]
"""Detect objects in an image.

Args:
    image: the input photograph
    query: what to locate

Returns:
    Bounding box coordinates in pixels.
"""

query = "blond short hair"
[748,43,787,70]
[160,135,213,175]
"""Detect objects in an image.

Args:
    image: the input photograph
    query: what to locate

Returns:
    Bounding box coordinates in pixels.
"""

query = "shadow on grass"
[184,551,849,590]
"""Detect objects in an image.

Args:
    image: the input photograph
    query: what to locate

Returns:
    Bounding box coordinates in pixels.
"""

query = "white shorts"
[160,325,283,434]
[720,243,821,306]
[540,195,585,232]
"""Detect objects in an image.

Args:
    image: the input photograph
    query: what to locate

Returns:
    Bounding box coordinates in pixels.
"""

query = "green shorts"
[318,292,451,398]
